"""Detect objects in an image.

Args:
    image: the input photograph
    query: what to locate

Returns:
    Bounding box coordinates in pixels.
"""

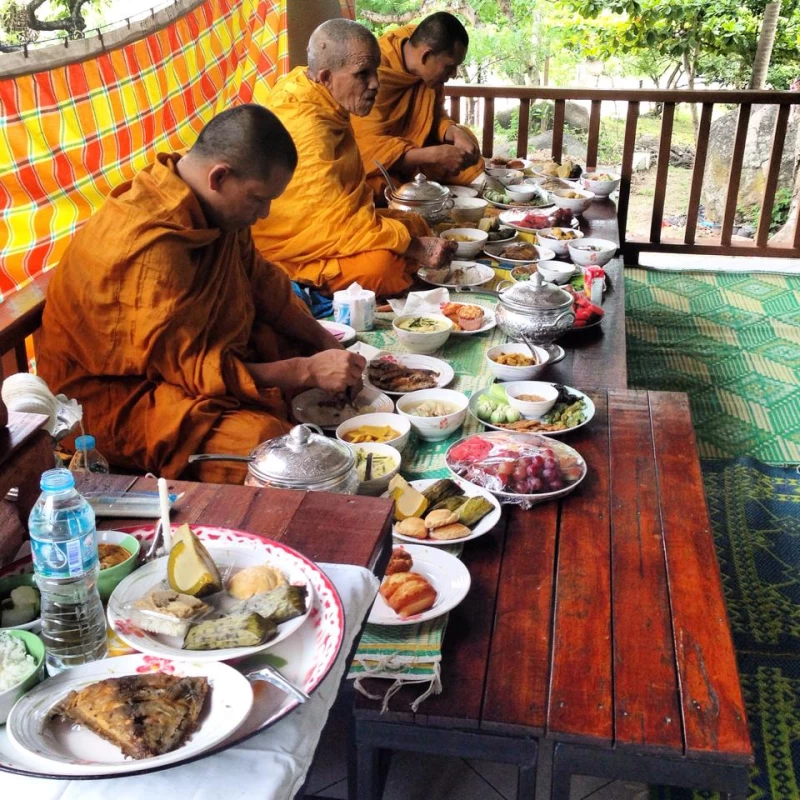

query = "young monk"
[351,11,484,197]
[37,106,366,484]
[252,19,456,298]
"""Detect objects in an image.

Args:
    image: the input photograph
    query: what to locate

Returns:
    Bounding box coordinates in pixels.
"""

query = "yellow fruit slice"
[389,475,429,522]
[167,524,222,597]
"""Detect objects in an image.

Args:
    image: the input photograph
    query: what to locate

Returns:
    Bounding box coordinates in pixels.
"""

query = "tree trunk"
[749,2,781,90]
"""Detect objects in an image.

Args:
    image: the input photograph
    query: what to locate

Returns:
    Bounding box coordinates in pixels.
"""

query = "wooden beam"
[720,104,751,246]
[650,102,675,244]
[586,100,602,170]
[517,98,531,158]
[552,100,565,162]
[684,103,714,245]
[617,101,640,248]
[449,95,461,124]
[756,104,790,246]
[482,96,495,157]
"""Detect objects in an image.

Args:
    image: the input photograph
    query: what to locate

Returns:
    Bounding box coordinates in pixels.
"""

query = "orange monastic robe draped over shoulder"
[37,154,307,485]
[252,68,429,297]
[351,24,484,196]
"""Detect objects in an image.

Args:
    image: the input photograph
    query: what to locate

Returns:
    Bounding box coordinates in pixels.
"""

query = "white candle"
[158,477,172,552]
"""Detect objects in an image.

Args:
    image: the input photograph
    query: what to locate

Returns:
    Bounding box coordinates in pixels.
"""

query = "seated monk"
[37,106,366,485]
[252,19,455,298]
[351,12,484,197]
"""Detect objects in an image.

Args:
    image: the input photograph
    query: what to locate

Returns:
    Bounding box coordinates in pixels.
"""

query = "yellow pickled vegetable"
[343,425,400,443]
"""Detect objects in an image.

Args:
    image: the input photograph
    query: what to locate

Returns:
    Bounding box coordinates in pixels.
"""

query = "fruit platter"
[499,207,578,233]
[563,286,604,331]
[445,432,587,507]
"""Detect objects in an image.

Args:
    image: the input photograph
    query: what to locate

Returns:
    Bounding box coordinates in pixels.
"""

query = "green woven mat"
[651,457,800,800]
[625,268,800,464]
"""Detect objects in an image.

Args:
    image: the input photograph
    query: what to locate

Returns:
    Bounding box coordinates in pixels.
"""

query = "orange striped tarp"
[0,0,288,298]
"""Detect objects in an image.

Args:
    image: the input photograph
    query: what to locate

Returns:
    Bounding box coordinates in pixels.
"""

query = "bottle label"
[30,530,99,579]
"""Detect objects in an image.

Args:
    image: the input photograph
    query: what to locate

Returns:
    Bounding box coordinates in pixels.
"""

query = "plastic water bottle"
[29,468,107,674]
[69,434,110,474]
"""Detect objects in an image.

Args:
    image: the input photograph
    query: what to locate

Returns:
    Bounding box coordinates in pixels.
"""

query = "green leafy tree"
[1,0,108,45]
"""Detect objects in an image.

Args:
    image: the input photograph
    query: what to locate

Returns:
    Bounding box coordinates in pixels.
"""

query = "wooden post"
[684,103,714,245]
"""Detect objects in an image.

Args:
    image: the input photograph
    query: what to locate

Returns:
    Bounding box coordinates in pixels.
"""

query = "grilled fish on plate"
[49,673,209,760]
[368,358,439,393]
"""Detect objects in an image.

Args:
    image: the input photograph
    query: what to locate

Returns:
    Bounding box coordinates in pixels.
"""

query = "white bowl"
[580,172,621,197]
[450,197,488,224]
[568,237,617,267]
[505,184,540,202]
[486,168,524,187]
[392,313,453,354]
[336,413,411,453]
[535,227,585,257]
[446,185,479,198]
[537,261,576,285]
[440,227,489,259]
[486,343,551,381]
[551,188,595,215]
[396,389,469,442]
[344,442,401,496]
[505,381,560,417]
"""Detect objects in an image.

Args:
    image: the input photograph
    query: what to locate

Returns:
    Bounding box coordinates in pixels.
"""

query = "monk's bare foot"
[408,236,457,268]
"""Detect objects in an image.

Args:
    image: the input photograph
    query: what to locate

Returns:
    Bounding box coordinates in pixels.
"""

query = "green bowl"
[0,572,39,631]
[97,531,140,601]
[0,628,45,724]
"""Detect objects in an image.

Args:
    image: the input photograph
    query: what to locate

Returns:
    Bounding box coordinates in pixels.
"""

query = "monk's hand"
[306,350,366,395]
[409,236,457,269]
[433,144,474,176]
[445,125,481,166]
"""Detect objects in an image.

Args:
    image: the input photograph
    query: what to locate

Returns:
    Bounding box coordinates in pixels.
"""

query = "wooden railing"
[445,86,800,263]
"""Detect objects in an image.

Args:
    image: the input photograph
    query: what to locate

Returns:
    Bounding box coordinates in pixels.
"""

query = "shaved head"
[190,104,297,181]
[410,12,469,55]
[307,18,380,77]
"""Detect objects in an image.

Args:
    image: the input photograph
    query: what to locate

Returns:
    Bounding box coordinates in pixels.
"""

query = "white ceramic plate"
[319,320,356,345]
[468,386,596,436]
[385,478,501,545]
[483,242,557,265]
[292,386,393,430]
[443,304,497,337]
[7,655,252,775]
[365,353,455,396]
[498,209,579,234]
[445,432,587,506]
[417,261,495,289]
[368,544,471,626]
[0,525,345,780]
[484,158,534,172]
[107,544,313,662]
[484,195,554,211]
[445,185,479,198]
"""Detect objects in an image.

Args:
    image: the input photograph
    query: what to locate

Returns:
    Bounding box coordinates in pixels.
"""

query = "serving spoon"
[246,664,309,704]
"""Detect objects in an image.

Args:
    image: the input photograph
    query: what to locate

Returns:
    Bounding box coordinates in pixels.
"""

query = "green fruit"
[486,384,509,404]
[491,407,507,425]
[476,402,493,421]
[505,407,521,423]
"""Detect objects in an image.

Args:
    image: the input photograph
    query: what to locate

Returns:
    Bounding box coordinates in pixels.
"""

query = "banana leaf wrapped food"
[233,584,308,624]
[184,612,276,650]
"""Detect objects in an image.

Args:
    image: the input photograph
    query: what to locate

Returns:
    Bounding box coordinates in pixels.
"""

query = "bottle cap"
[75,435,95,450]
[40,468,75,492]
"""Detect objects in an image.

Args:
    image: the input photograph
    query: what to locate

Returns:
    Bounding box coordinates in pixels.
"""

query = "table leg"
[550,742,572,800]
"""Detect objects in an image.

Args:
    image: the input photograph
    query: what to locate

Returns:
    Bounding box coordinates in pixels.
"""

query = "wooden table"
[353,390,752,799]
[74,473,394,575]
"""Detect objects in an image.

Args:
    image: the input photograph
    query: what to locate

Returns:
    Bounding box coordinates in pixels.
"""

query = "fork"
[246,664,309,704]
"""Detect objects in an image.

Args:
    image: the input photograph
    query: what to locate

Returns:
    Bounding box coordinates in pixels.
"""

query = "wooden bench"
[353,390,752,799]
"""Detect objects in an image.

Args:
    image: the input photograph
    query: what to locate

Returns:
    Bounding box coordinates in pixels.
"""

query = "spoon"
[246,664,309,704]
[519,333,540,364]
[374,159,398,195]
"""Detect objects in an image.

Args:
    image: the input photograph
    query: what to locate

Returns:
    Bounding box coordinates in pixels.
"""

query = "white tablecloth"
[0,563,379,800]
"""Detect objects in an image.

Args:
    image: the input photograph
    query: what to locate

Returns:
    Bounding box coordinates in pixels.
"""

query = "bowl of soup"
[96,530,140,600]
[392,314,453,354]
[439,227,488,259]
[396,389,469,442]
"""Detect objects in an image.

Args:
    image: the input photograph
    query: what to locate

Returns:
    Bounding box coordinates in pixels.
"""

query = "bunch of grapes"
[453,445,566,495]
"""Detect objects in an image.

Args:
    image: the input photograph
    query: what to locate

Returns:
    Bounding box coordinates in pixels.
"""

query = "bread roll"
[228,565,287,600]
[424,509,459,530]
[396,516,428,539]
[429,522,471,540]
[386,549,413,575]
[379,571,437,617]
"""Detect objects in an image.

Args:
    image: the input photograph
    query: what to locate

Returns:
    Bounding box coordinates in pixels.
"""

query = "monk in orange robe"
[253,19,455,298]
[351,12,484,198]
[38,106,365,484]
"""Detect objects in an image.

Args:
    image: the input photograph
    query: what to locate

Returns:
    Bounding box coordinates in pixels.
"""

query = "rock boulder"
[702,105,799,222]
[564,101,590,132]
[528,131,586,159]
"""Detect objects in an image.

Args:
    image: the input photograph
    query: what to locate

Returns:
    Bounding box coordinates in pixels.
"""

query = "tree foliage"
[0,0,107,46]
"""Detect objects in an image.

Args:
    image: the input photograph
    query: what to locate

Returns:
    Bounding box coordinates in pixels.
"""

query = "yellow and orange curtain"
[0,0,288,298]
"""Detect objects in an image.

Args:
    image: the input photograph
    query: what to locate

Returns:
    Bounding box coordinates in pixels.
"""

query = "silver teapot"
[384,173,454,223]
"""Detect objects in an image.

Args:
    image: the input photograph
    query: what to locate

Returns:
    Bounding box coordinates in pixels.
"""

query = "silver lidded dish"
[384,173,454,223]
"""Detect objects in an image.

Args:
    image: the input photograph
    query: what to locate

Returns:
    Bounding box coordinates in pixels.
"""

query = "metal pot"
[384,173,454,223]
[490,272,576,345]
[188,424,359,494]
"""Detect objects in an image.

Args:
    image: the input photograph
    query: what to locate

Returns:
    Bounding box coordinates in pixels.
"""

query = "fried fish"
[49,672,209,760]
[368,359,439,392]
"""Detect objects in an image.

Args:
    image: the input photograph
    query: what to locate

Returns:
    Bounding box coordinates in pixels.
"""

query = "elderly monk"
[38,105,365,485]
[252,19,455,298]
[352,12,483,197]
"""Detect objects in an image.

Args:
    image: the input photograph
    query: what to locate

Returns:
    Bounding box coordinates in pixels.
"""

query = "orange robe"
[351,24,484,197]
[252,68,429,297]
[38,153,309,485]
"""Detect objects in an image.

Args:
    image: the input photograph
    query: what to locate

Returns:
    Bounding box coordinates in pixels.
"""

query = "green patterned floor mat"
[625,268,800,464]
[651,457,800,800]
